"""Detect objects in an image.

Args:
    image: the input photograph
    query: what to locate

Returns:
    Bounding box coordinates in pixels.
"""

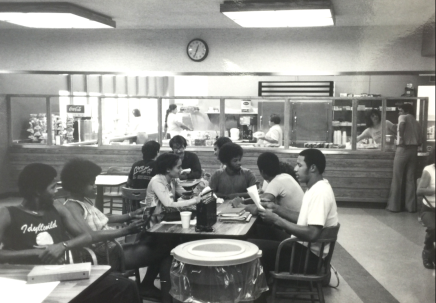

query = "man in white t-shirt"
[249,149,338,295]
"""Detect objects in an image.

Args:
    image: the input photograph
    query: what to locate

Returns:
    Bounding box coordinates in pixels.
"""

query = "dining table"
[0,264,111,303]
[146,201,257,239]
[94,174,128,212]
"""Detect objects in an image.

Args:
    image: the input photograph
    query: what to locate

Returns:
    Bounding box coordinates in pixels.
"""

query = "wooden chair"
[121,187,147,214]
[270,224,340,303]
[103,167,131,214]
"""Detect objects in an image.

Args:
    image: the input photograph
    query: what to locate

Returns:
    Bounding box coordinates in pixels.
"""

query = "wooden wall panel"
[7,146,394,204]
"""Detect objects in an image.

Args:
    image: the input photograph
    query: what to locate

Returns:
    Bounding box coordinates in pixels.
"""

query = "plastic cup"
[180,211,192,229]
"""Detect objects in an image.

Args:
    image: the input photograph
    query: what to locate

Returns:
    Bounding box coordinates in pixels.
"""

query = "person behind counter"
[0,163,142,303]
[256,114,283,147]
[130,109,148,144]
[169,135,202,180]
[61,158,169,300]
[417,148,435,269]
[164,104,192,138]
[127,140,160,189]
[387,103,422,213]
[356,109,396,145]
[210,142,257,199]
[213,136,232,169]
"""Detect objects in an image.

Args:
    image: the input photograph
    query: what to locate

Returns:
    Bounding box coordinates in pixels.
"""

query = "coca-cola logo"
[67,105,85,113]
[242,101,250,105]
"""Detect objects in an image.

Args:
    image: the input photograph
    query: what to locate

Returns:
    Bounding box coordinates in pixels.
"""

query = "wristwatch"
[62,242,69,249]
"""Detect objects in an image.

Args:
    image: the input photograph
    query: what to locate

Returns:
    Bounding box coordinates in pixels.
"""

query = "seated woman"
[61,158,168,300]
[146,153,201,219]
[169,135,202,180]
[356,109,396,145]
[210,142,257,199]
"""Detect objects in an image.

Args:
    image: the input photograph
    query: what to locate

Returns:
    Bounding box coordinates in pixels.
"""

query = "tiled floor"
[1,197,434,303]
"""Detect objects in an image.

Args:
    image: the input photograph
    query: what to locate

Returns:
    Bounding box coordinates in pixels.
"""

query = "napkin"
[247,185,265,211]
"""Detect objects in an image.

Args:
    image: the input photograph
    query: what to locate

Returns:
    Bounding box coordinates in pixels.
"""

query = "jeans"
[387,145,418,212]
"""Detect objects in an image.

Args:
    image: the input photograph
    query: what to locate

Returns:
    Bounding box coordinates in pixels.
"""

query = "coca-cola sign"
[67,105,85,113]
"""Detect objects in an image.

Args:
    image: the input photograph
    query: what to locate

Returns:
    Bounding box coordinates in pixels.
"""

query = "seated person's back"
[128,141,160,189]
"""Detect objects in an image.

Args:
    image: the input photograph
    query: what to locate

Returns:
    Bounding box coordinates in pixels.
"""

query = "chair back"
[121,187,147,213]
[277,223,340,279]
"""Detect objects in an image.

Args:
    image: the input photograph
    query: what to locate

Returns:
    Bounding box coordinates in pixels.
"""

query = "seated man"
[213,136,232,169]
[249,149,338,298]
[210,142,257,199]
[170,135,202,180]
[244,152,304,214]
[127,140,160,188]
[0,163,141,303]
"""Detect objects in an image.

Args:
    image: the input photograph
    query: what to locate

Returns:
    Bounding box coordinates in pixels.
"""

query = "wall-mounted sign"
[66,105,89,117]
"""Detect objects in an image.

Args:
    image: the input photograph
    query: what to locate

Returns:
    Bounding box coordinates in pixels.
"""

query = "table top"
[95,175,127,186]
[147,202,257,238]
[0,264,111,303]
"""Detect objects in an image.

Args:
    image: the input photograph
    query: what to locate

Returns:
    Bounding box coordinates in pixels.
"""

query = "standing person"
[387,103,422,212]
[164,104,192,138]
[210,142,257,199]
[0,163,142,303]
[213,136,232,169]
[130,109,148,144]
[249,149,339,303]
[169,135,202,180]
[61,158,170,301]
[356,109,397,145]
[127,140,160,189]
[417,148,435,269]
[256,114,283,147]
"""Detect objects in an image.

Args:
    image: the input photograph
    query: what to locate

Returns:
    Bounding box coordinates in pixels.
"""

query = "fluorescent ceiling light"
[221,0,335,28]
[0,3,115,28]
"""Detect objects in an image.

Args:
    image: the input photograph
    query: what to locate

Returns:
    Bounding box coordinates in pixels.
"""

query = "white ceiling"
[0,0,434,29]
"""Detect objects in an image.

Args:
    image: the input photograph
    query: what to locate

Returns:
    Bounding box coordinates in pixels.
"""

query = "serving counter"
[7,144,407,204]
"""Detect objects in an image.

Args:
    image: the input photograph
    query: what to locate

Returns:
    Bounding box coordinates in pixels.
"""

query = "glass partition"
[11,97,47,145]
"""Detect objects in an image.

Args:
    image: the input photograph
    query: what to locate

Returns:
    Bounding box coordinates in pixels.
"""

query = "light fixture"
[0,2,115,28]
[220,0,335,28]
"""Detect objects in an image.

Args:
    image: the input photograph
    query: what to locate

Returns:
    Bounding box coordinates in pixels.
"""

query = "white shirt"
[296,179,339,257]
[130,116,147,133]
[167,112,181,134]
[423,164,435,207]
[265,174,304,212]
[257,124,283,147]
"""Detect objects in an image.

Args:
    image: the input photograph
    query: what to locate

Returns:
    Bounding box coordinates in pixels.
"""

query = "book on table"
[219,208,246,217]
[27,262,91,284]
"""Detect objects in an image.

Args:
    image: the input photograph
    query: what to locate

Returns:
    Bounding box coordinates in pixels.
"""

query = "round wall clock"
[187,39,209,62]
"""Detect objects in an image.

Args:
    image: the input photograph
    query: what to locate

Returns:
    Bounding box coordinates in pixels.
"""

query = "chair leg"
[316,282,325,303]
[271,278,277,303]
[135,268,141,287]
[109,198,113,214]
[309,281,315,303]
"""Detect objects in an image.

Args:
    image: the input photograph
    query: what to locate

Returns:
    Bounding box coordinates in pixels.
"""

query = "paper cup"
[180,211,192,229]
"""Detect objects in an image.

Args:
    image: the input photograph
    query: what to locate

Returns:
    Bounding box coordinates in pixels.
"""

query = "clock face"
[187,39,208,62]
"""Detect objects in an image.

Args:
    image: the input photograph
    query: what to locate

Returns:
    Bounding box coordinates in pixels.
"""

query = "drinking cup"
[180,211,192,229]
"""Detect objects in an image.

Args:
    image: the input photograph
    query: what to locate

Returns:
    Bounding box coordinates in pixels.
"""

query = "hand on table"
[39,243,66,264]
[231,197,244,208]
[126,219,148,234]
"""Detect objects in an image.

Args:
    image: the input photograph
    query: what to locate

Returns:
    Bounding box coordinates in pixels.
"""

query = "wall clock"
[187,39,209,62]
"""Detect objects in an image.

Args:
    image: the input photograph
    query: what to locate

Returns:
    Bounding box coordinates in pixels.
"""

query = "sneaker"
[422,249,435,269]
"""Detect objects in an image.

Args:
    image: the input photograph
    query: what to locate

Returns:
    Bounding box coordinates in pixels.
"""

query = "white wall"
[0,26,433,73]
